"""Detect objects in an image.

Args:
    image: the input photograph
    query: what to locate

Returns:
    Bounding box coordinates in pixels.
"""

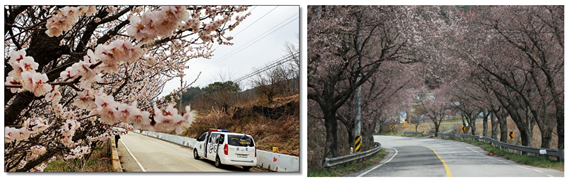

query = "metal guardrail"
[403,131,423,136]
[460,134,564,162]
[324,142,382,169]
[437,132,456,138]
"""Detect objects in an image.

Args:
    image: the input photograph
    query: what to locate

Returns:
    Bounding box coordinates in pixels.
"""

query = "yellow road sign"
[390,125,394,130]
[508,131,514,139]
[462,126,466,132]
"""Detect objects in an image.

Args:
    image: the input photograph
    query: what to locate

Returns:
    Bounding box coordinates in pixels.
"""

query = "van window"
[209,133,220,144]
[217,134,225,144]
[228,135,255,147]
[197,132,207,142]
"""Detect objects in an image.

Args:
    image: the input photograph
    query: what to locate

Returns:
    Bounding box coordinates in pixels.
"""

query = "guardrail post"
[558,149,564,162]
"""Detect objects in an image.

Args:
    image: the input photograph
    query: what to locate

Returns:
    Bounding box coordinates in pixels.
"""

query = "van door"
[227,134,256,162]
[196,132,208,157]
[206,133,220,160]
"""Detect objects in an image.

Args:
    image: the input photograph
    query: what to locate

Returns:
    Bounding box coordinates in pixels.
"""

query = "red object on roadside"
[488,152,494,156]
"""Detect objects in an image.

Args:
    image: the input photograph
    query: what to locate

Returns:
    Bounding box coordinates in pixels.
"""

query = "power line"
[200,13,299,72]
[186,6,280,69]
[200,13,298,71]
[233,6,278,37]
[233,52,298,83]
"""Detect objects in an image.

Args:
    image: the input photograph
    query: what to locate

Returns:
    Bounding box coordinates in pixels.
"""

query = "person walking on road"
[115,134,121,148]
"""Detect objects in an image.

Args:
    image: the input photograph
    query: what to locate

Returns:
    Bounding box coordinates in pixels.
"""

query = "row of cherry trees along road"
[307,5,563,170]
[446,6,563,150]
[4,5,251,172]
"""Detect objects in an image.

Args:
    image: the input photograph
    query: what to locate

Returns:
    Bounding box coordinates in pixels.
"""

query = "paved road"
[347,135,564,177]
[117,132,249,172]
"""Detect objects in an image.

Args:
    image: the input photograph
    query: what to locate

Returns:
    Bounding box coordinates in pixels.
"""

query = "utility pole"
[354,76,361,152]
[354,12,362,153]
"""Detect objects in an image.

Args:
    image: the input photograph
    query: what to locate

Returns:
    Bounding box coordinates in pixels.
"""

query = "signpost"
[390,125,394,132]
[508,131,514,139]
[462,126,466,132]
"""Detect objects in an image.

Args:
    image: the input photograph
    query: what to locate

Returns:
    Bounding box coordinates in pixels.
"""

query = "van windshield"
[227,135,255,147]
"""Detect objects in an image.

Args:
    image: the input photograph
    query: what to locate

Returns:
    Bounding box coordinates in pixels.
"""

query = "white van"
[193,129,257,170]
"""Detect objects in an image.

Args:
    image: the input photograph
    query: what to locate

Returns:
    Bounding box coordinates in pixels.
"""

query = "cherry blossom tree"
[307,5,419,160]
[420,86,453,137]
[4,5,251,172]
[335,61,419,151]
[454,6,563,149]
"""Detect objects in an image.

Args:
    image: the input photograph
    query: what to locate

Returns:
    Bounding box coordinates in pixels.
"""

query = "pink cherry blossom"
[5,127,19,142]
[73,89,95,109]
[5,5,253,171]
[20,71,52,97]
[30,145,47,155]
[19,57,38,72]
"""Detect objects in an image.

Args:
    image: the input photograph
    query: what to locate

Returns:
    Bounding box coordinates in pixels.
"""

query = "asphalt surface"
[117,132,250,172]
[347,135,564,177]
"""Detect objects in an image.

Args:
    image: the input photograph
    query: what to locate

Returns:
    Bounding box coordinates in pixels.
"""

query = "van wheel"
[193,149,200,159]
[215,155,223,168]
[243,166,252,171]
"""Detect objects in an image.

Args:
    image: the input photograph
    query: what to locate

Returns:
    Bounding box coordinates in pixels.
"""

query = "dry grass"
[236,94,299,108]
[387,117,560,149]
[186,93,299,156]
[44,146,112,172]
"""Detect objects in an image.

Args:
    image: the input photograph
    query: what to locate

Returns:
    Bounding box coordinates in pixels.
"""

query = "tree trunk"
[347,124,354,152]
[491,111,498,139]
[482,111,489,137]
[557,114,564,149]
[323,112,339,162]
[497,112,508,143]
[468,112,478,135]
[433,120,440,137]
[415,123,419,133]
[519,128,532,147]
[461,114,468,133]
[539,127,553,149]
[535,113,554,149]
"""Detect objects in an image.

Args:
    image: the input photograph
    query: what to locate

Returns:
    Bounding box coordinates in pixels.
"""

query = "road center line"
[357,147,398,177]
[422,145,452,177]
[139,138,206,171]
[120,139,146,172]
[378,140,452,177]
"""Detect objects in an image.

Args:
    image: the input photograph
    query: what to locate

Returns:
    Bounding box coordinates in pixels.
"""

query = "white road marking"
[120,139,146,172]
[465,147,552,177]
[357,148,398,177]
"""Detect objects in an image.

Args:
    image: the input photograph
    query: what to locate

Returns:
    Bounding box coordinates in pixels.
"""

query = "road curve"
[117,132,249,172]
[347,135,564,177]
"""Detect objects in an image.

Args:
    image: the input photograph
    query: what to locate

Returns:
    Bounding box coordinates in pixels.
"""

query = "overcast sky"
[159,6,300,97]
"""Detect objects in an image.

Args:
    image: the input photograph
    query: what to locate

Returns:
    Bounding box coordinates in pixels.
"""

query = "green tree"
[201,81,241,114]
